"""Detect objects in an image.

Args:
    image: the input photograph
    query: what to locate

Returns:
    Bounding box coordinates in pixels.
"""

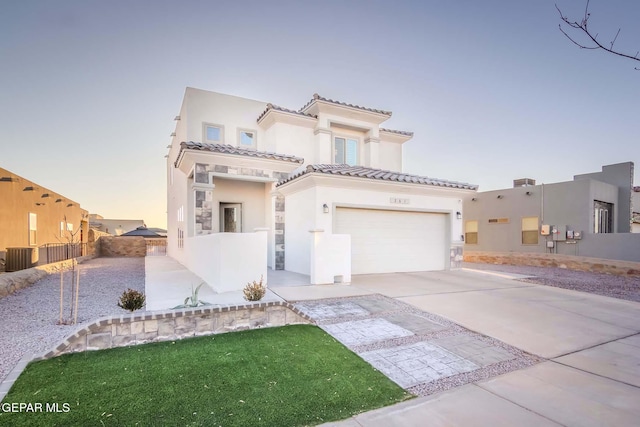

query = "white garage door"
[335,207,447,274]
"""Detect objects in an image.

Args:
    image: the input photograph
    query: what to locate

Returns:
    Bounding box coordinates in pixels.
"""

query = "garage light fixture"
[456,211,462,220]
[471,197,477,202]
[322,204,329,214]
[497,195,504,199]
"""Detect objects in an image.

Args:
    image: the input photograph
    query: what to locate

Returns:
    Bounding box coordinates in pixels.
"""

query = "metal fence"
[39,243,87,265]
[146,238,167,256]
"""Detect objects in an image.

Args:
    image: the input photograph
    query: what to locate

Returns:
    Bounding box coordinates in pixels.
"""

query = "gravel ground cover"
[0,257,145,383]
[463,262,640,302]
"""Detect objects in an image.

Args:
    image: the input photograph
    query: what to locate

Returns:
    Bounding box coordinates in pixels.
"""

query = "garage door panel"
[335,207,446,274]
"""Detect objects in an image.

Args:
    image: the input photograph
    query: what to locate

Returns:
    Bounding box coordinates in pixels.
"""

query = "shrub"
[172,283,210,309]
[118,289,146,312]
[243,275,266,301]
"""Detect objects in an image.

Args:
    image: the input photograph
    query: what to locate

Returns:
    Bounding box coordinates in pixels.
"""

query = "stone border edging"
[0,301,314,402]
[0,255,95,299]
[464,251,640,277]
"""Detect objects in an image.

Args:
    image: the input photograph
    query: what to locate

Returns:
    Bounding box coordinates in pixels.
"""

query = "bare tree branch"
[556,1,640,69]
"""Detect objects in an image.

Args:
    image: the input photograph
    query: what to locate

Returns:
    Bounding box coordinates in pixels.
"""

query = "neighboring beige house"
[0,167,88,270]
[166,88,477,290]
[89,214,145,236]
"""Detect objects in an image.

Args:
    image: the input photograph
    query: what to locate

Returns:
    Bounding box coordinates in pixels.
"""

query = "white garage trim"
[334,206,449,274]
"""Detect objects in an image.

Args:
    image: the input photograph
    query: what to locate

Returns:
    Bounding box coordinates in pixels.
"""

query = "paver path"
[295,295,539,396]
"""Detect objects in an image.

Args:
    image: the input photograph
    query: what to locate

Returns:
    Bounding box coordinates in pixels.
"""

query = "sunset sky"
[1,0,638,228]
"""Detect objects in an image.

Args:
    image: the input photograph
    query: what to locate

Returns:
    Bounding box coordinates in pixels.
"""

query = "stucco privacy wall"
[0,255,93,299]
[34,302,313,360]
[185,230,268,292]
[464,251,640,277]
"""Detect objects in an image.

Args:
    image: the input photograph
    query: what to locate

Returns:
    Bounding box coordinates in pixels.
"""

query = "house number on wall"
[390,197,410,205]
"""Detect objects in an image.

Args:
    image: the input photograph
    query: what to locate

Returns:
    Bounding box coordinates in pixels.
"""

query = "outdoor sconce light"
[497,195,504,199]
[471,197,477,202]
[525,191,532,196]
[323,203,329,214]
[456,211,462,220]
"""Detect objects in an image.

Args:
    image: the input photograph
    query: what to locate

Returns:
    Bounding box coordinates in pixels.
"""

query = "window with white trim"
[238,129,256,150]
[29,213,37,246]
[203,123,224,143]
[334,137,358,166]
[177,205,184,249]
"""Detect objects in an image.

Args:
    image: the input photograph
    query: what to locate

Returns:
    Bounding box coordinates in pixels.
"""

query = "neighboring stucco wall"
[464,251,640,277]
[99,236,146,257]
[463,178,620,256]
[91,219,145,236]
[0,167,87,260]
[574,162,634,233]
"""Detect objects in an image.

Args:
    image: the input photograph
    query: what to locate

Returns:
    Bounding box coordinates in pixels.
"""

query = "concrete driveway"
[307,268,640,426]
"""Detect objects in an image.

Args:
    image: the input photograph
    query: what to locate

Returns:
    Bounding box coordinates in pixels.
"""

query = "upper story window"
[334,137,358,166]
[203,123,224,143]
[238,129,257,150]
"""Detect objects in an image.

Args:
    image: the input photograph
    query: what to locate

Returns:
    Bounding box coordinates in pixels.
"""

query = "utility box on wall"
[552,225,566,241]
[541,224,551,236]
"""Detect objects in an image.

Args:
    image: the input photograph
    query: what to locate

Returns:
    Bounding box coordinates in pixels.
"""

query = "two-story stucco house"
[166,88,477,291]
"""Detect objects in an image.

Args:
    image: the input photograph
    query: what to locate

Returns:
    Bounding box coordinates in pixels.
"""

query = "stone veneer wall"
[87,228,111,256]
[35,302,313,360]
[0,255,94,299]
[99,236,147,257]
[464,251,640,277]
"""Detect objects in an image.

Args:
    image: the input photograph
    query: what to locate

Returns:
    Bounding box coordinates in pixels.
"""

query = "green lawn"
[1,325,411,426]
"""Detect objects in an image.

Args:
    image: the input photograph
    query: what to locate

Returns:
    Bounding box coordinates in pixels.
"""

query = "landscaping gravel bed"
[0,257,145,382]
[463,262,640,303]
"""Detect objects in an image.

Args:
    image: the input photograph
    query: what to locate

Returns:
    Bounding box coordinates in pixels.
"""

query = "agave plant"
[172,283,210,309]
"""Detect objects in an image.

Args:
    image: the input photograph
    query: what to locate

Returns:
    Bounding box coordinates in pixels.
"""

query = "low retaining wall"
[35,302,314,360]
[0,255,94,299]
[464,251,640,277]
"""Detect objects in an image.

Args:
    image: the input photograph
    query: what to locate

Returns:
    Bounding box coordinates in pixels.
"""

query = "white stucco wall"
[185,230,268,293]
[281,178,468,275]
[283,187,316,275]
[378,141,403,172]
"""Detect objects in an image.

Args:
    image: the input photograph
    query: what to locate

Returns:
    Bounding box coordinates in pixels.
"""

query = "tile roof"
[277,164,478,190]
[300,93,392,116]
[175,141,304,167]
[380,128,414,137]
[257,103,317,123]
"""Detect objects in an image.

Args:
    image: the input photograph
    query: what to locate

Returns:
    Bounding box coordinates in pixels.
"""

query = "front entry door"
[220,203,242,232]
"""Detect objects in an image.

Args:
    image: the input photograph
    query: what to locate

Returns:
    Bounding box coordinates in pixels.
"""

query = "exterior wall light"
[525,191,532,196]
[456,211,462,220]
[497,195,504,199]
[471,197,477,202]
[323,204,329,214]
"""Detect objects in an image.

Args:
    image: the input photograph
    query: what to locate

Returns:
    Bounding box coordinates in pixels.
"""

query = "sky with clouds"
[1,0,638,228]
